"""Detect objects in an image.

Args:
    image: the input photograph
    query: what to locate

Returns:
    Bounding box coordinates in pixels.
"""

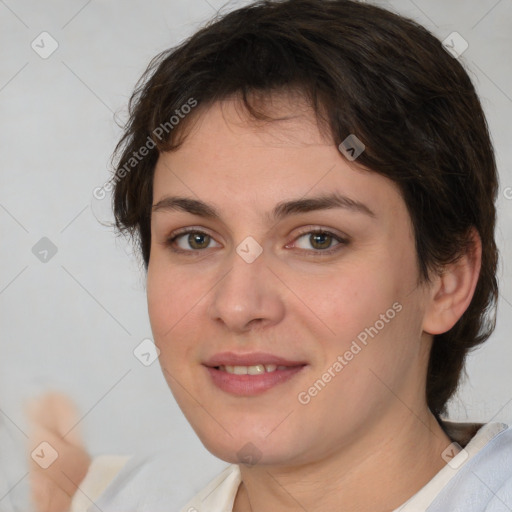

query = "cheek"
[302,249,420,372]
[146,257,200,351]
[295,258,397,339]
[147,260,203,401]
[146,260,171,338]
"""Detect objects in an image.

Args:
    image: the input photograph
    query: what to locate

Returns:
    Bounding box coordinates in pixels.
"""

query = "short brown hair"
[111,0,499,418]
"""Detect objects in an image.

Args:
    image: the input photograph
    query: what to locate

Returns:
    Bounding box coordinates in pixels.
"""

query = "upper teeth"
[219,364,287,375]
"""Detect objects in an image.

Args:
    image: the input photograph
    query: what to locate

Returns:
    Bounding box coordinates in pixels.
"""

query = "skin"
[27,393,90,512]
[147,94,481,512]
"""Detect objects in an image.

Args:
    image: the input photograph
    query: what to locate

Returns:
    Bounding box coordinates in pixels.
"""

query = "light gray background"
[1,0,511,507]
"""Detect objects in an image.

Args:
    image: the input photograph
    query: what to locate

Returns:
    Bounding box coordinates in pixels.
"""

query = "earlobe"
[422,228,482,335]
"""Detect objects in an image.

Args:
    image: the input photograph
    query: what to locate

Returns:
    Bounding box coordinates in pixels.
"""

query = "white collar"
[180,421,509,512]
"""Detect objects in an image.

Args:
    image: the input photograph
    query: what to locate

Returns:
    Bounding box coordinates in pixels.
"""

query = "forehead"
[176,92,332,151]
[152,97,407,224]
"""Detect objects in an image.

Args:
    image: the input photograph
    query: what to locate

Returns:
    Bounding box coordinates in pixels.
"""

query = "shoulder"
[427,423,512,512]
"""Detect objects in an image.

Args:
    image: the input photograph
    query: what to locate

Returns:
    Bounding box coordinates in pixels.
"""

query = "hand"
[27,392,92,512]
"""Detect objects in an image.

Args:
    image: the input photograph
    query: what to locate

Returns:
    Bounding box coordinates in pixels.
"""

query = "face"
[147,95,433,467]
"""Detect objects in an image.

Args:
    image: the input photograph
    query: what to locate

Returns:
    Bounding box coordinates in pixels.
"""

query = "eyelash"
[165,228,349,256]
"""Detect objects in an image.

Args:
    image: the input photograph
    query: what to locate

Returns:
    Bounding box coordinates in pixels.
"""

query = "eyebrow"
[152,193,376,221]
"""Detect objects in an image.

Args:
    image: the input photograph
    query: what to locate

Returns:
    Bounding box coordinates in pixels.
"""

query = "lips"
[203,351,307,396]
[204,351,307,368]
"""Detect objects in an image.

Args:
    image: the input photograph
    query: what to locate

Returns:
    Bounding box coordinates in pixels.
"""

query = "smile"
[217,364,289,374]
[205,364,306,396]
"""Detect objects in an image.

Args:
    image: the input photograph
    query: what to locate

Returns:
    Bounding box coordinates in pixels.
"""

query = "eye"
[165,228,348,255]
[167,230,221,252]
[290,229,348,254]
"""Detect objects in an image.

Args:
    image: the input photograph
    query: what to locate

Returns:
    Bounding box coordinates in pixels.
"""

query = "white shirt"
[176,421,510,512]
[82,420,512,512]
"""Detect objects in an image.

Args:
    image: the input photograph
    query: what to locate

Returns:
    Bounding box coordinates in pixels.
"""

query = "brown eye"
[294,230,345,252]
[187,232,211,249]
[309,232,333,250]
[168,230,221,252]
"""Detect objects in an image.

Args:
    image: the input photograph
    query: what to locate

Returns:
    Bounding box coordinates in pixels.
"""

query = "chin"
[197,428,300,467]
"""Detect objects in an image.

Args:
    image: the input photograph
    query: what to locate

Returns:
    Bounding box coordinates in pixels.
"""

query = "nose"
[207,247,285,333]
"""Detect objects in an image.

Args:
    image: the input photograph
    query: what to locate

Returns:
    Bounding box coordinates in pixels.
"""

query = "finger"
[29,425,91,499]
[31,471,74,512]
[26,392,84,447]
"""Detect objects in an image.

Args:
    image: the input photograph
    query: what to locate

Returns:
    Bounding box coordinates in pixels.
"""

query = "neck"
[233,408,452,512]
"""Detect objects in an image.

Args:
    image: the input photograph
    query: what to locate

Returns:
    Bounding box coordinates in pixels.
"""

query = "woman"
[38,0,511,510]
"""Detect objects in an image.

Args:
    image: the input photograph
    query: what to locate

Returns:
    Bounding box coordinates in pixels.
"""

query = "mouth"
[215,363,294,374]
[203,352,307,396]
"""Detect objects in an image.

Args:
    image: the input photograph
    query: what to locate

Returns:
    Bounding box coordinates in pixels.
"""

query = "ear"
[422,228,482,335]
